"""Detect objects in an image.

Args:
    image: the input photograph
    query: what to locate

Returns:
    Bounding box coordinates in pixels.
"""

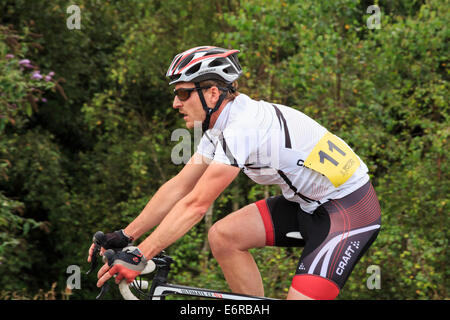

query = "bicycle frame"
[118,253,277,300]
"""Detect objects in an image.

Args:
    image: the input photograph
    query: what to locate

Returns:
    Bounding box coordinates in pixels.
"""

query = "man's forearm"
[137,195,208,259]
[123,177,189,240]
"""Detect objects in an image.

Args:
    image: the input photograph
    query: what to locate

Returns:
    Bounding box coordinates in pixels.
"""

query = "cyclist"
[90,46,381,300]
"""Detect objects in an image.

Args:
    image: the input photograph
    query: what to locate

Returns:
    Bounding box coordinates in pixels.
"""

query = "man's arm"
[136,161,240,259]
[123,152,211,240]
[96,160,240,287]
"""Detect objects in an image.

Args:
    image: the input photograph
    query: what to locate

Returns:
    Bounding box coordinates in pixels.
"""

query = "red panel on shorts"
[255,200,274,246]
[292,274,340,300]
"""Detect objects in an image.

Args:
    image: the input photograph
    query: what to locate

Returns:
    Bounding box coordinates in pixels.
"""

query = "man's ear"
[208,86,221,105]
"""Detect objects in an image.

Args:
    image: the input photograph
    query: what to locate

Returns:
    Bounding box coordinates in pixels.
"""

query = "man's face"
[172,83,207,129]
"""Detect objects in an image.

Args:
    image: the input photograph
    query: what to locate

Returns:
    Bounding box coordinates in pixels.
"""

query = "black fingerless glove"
[93,230,133,251]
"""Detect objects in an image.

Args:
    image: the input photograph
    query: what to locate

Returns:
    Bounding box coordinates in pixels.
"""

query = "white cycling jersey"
[196,93,369,213]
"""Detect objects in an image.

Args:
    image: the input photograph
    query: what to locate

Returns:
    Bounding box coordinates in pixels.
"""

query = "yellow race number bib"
[304,132,360,187]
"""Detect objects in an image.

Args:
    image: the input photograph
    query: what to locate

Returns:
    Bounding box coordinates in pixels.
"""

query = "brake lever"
[95,249,118,300]
[96,282,110,299]
[86,231,112,299]
[86,243,100,275]
[87,231,108,275]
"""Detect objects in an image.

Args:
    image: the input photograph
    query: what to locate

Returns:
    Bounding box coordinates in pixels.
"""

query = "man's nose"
[173,96,182,109]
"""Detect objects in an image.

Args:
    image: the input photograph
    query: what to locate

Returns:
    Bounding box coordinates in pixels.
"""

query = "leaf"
[25,103,32,117]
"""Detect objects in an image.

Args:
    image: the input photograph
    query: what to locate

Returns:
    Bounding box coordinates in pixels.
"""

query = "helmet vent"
[178,54,195,70]
[185,63,201,76]
[169,74,181,82]
[171,55,182,70]
[208,59,224,68]
[223,67,233,74]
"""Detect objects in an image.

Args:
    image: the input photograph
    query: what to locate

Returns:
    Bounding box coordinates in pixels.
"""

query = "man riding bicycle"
[89,46,381,300]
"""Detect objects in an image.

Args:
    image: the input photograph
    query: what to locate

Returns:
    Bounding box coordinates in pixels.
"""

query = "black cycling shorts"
[255,180,381,300]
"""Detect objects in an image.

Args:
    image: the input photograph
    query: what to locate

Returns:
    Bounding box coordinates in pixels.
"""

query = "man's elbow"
[184,195,212,219]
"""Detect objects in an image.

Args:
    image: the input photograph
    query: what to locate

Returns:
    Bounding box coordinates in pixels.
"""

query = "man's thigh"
[255,196,306,247]
[209,196,305,250]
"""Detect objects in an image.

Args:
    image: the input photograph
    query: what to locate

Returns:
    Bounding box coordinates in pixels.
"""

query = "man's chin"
[186,120,203,130]
[185,122,194,129]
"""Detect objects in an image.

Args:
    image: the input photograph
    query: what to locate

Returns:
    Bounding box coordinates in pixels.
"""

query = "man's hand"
[96,246,147,287]
[87,230,133,262]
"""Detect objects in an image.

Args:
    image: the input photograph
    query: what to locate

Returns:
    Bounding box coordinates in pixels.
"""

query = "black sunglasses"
[173,86,211,101]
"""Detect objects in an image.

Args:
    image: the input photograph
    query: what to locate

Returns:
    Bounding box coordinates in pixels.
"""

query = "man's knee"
[208,221,234,255]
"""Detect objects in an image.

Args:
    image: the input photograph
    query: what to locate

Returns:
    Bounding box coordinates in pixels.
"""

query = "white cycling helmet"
[166,46,242,85]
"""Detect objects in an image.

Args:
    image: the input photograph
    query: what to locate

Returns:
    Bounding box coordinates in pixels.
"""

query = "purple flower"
[44,75,52,82]
[31,71,43,80]
[5,54,14,59]
[41,98,47,103]
[19,59,31,65]
[24,63,34,69]
[48,71,55,77]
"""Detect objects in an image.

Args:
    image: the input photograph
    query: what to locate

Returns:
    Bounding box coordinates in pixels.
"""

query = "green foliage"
[0,189,50,293]
[0,23,61,292]
[0,0,448,299]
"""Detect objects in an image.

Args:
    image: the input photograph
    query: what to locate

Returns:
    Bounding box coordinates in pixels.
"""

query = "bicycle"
[87,231,277,300]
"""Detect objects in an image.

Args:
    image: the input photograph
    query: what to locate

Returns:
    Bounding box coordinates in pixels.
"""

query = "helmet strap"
[195,82,228,133]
